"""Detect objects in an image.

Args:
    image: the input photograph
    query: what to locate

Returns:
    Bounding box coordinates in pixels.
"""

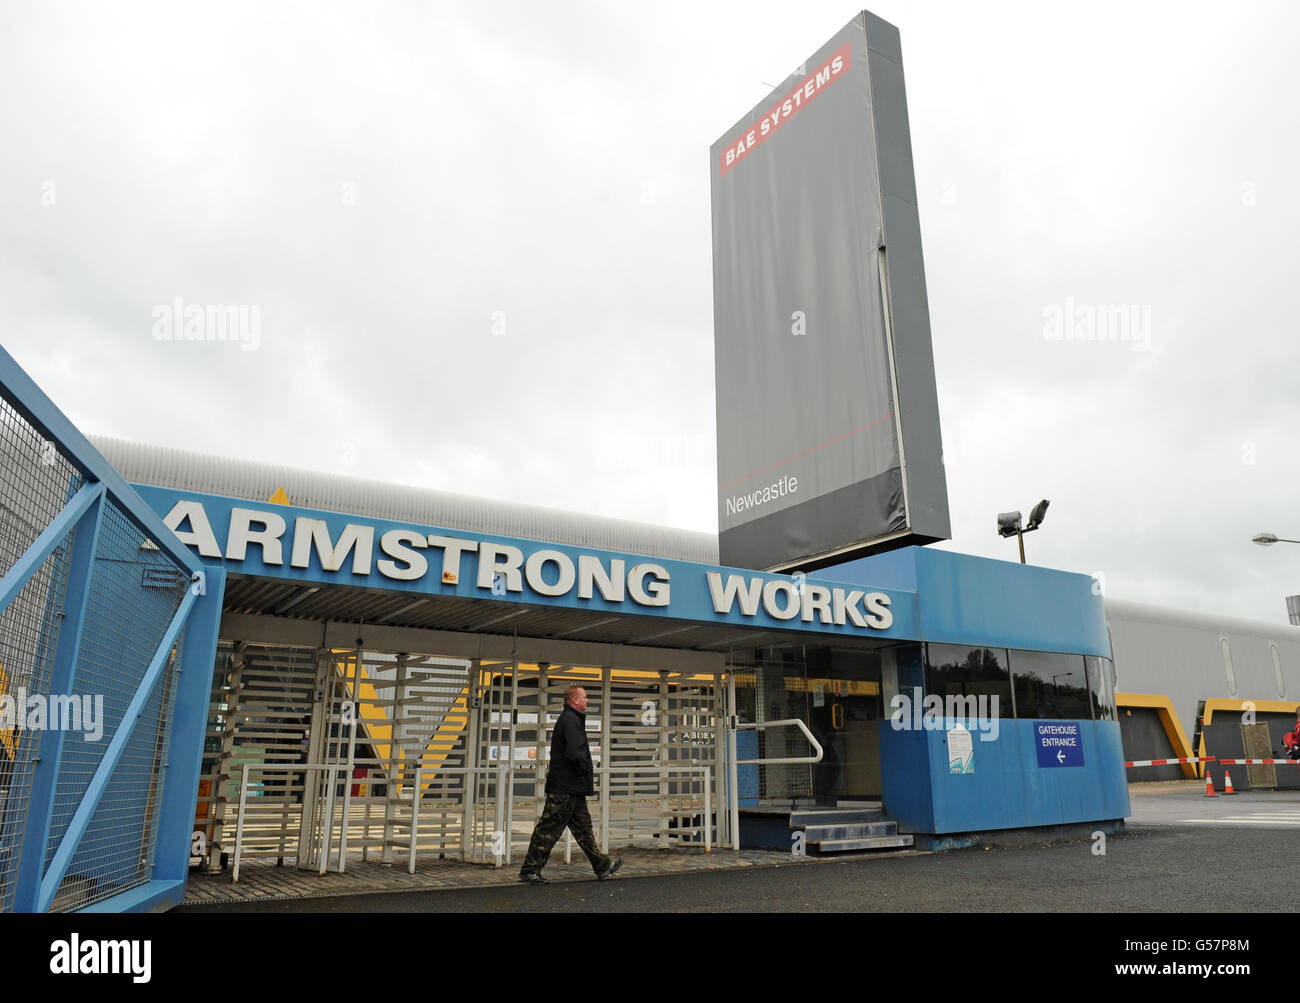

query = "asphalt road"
[176,822,1298,913]
[169,781,1299,918]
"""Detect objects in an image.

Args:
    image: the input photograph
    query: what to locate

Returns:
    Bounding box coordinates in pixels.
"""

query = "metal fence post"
[233,763,250,883]
[153,565,226,886]
[321,765,338,876]
[494,763,506,868]
[409,766,423,875]
[600,666,611,854]
[703,767,711,853]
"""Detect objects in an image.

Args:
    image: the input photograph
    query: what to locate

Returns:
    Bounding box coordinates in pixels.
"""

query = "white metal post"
[600,666,611,854]
[462,660,480,862]
[384,654,408,865]
[232,762,249,883]
[409,766,423,874]
[561,664,572,866]
[506,650,518,865]
[340,650,359,874]
[320,765,338,876]
[299,649,330,869]
[703,767,712,853]
[494,763,506,868]
[659,671,669,849]
[538,663,548,834]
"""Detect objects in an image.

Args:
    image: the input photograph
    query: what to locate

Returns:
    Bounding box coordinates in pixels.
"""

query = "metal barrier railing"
[591,762,712,860]
[234,763,537,880]
[726,717,823,855]
[735,718,824,766]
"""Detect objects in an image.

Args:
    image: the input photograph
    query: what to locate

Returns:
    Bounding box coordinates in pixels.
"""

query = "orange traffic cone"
[1205,773,1217,796]
[1224,771,1237,795]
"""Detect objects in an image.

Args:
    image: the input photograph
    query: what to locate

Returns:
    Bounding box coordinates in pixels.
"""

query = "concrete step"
[802,821,898,841]
[811,834,914,853]
[789,808,885,827]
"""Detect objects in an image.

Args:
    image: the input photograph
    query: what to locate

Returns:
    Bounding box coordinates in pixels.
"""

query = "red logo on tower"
[719,42,852,178]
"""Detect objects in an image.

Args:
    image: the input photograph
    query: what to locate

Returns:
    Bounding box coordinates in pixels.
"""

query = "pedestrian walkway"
[184,844,916,905]
[1128,779,1300,828]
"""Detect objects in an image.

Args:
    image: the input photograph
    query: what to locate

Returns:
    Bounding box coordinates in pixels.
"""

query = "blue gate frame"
[0,343,225,912]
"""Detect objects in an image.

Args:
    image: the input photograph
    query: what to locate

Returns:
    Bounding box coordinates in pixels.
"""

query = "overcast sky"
[2,1,1297,623]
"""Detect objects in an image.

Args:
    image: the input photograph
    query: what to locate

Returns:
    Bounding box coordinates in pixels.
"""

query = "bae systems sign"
[137,487,913,639]
[710,11,950,572]
[719,42,851,176]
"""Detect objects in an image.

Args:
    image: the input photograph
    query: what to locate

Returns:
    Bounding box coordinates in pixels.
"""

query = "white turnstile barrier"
[232,760,714,880]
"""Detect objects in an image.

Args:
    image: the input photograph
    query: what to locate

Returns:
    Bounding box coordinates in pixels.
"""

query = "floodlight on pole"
[997,499,1050,564]
[1249,533,1300,625]
[1027,499,1050,531]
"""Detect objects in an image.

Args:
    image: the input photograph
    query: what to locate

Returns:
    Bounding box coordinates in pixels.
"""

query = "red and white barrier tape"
[1124,757,1216,767]
[1215,758,1300,765]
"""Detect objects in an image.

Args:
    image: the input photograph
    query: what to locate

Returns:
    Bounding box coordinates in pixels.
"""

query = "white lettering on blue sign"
[1034,721,1085,767]
[159,498,900,630]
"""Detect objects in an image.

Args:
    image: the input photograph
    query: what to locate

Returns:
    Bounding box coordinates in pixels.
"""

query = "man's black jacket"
[546,703,594,796]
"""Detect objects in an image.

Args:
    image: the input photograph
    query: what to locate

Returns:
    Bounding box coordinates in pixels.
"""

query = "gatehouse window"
[923,643,1014,718]
[1009,650,1091,719]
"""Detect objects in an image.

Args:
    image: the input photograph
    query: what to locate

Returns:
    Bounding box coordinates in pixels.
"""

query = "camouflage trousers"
[519,792,611,876]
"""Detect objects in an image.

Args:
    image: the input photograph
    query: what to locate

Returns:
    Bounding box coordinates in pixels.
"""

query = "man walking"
[519,684,623,884]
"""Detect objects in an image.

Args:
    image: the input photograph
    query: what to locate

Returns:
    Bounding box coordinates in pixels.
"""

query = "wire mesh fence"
[42,499,189,911]
[0,404,82,912]
[0,390,192,911]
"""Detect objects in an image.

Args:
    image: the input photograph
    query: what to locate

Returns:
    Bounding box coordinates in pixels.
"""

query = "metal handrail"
[735,718,824,765]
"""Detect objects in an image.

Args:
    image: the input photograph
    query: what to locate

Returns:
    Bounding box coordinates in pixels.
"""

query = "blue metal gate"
[0,343,225,912]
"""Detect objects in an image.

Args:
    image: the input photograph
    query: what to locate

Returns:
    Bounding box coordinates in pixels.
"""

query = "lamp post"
[997,499,1050,564]
[1253,533,1300,546]
[1251,533,1300,626]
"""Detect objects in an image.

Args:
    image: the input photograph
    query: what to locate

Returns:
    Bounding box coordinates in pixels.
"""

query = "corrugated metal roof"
[90,435,719,563]
[1105,597,1300,642]
[217,574,876,653]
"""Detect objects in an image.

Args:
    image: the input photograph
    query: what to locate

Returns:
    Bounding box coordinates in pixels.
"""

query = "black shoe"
[597,858,623,881]
[519,872,551,885]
